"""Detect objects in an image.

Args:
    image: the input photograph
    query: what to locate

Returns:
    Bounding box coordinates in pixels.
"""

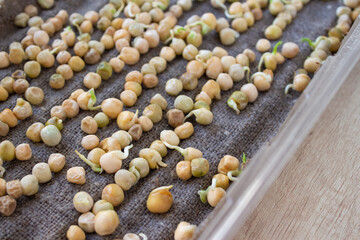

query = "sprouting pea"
[163,142,203,161]
[129,157,150,179]
[258,41,282,72]
[184,108,213,125]
[45,117,63,131]
[227,91,248,114]
[139,148,166,169]
[143,104,162,123]
[146,185,173,214]
[285,73,311,94]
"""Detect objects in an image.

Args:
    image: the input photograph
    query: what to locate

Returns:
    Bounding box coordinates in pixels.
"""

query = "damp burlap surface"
[0,0,340,239]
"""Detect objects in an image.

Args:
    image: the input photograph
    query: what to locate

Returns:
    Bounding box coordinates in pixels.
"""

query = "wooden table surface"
[235,60,360,239]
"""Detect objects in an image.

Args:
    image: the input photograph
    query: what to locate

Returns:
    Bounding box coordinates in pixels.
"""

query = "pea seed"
[49,74,65,89]
[92,200,113,215]
[0,86,8,102]
[67,166,86,185]
[15,13,30,28]
[174,95,193,114]
[150,140,167,157]
[176,161,192,180]
[73,191,93,213]
[129,158,150,178]
[96,61,113,80]
[174,122,194,139]
[117,111,138,130]
[241,83,258,102]
[0,109,18,127]
[208,187,226,207]
[120,47,140,65]
[81,135,99,150]
[13,79,29,94]
[0,195,17,216]
[124,82,142,97]
[212,47,228,59]
[101,98,123,119]
[32,163,52,183]
[1,77,14,93]
[6,180,22,199]
[94,210,119,236]
[0,121,9,137]
[216,73,233,91]
[120,90,138,107]
[48,153,66,173]
[0,140,16,161]
[102,184,124,207]
[213,174,230,190]
[137,116,153,132]
[218,155,239,174]
[13,98,32,120]
[220,28,239,45]
[149,56,167,73]
[206,56,223,79]
[68,56,85,72]
[160,46,176,62]
[24,87,44,105]
[264,25,283,40]
[38,0,55,9]
[20,174,38,196]
[282,42,299,59]
[67,225,85,240]
[139,148,166,169]
[190,158,209,177]
[147,186,173,213]
[112,130,132,149]
[57,64,74,80]
[174,222,197,240]
[256,38,271,53]
[160,130,180,146]
[227,91,248,114]
[15,143,32,161]
[56,51,71,64]
[114,169,137,191]
[128,124,143,141]
[180,72,198,91]
[184,108,213,125]
[62,99,79,118]
[166,78,183,96]
[78,212,95,233]
[143,104,163,123]
[40,125,61,146]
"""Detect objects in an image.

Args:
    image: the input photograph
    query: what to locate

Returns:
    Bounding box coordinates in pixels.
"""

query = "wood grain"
[236,61,360,239]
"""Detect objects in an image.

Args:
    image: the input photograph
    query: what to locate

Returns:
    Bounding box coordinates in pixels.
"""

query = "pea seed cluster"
[265,0,310,40]
[286,3,358,94]
[0,152,65,216]
[198,154,247,208]
[0,0,357,238]
[211,0,268,45]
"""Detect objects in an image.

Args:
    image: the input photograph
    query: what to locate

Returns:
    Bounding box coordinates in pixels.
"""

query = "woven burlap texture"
[0,0,339,239]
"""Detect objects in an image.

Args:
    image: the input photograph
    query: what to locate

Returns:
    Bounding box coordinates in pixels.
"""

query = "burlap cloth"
[0,0,340,239]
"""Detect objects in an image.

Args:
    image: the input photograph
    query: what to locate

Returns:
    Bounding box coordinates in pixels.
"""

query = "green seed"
[45,117,63,131]
[0,140,16,161]
[94,112,109,128]
[191,158,209,177]
[96,61,113,80]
